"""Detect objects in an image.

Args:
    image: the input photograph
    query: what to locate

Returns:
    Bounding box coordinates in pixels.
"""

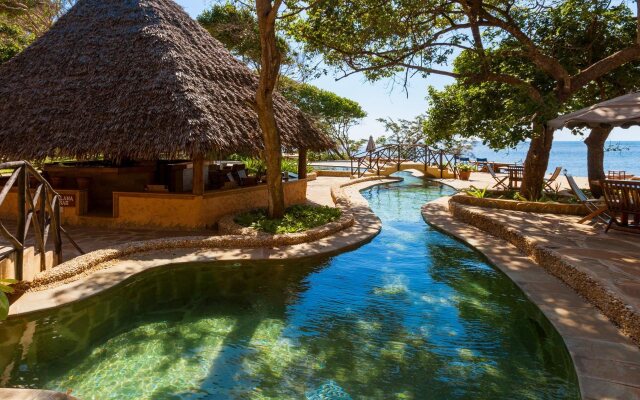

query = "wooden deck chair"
[487,164,508,190]
[475,157,488,172]
[544,167,563,191]
[565,173,609,224]
[601,179,640,233]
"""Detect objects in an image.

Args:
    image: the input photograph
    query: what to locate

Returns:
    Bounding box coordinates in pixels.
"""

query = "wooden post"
[192,155,205,195]
[15,166,26,281]
[297,148,307,179]
[53,194,62,266]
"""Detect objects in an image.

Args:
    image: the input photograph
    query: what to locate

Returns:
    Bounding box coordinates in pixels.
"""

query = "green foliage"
[197,2,316,79]
[376,116,424,145]
[235,204,341,234]
[228,154,312,175]
[279,78,366,159]
[0,278,17,320]
[0,0,73,63]
[289,0,640,161]
[464,186,488,199]
[423,0,640,150]
[0,17,33,63]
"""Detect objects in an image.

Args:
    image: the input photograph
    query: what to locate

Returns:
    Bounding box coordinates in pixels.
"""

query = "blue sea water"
[469,141,640,177]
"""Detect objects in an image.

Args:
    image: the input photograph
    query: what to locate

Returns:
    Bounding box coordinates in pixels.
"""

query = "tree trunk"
[255,0,284,218]
[297,148,308,179]
[584,126,612,198]
[521,123,554,200]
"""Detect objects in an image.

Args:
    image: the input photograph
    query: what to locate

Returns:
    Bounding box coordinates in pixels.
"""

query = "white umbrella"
[548,92,640,130]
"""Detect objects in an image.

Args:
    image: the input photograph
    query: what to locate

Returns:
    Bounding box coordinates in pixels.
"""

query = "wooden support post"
[53,194,62,266]
[297,148,307,179]
[15,166,26,280]
[192,155,205,195]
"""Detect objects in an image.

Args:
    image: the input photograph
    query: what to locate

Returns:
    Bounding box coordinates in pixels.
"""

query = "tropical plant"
[0,278,17,320]
[457,163,476,172]
[465,186,487,199]
[234,204,341,233]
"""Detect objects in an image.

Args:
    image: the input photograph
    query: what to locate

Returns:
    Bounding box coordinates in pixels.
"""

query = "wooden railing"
[350,144,459,178]
[0,161,83,280]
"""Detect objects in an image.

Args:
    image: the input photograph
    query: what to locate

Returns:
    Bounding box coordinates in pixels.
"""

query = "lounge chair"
[600,179,640,233]
[544,167,563,191]
[565,173,609,224]
[458,156,470,163]
[487,164,508,190]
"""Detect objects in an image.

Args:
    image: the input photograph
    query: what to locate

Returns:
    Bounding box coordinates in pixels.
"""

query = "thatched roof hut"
[0,0,332,161]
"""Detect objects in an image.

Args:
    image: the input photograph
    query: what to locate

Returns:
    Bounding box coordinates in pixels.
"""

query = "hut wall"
[110,178,307,229]
[0,189,88,222]
[0,179,307,230]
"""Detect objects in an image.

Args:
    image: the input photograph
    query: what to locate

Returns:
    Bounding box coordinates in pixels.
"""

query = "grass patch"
[234,204,341,234]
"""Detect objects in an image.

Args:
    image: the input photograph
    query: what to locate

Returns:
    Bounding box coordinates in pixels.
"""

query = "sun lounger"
[544,167,563,191]
[487,164,508,190]
[565,172,609,224]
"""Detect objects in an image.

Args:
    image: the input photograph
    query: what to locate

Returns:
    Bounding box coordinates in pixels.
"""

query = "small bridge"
[350,144,459,178]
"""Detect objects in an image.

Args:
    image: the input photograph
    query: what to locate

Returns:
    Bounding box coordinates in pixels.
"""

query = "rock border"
[448,198,640,345]
[451,193,587,216]
[15,176,396,293]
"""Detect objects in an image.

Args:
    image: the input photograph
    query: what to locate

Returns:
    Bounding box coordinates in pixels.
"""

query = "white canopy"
[548,92,640,130]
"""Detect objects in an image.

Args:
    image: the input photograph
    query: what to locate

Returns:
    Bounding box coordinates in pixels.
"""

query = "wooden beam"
[297,148,307,179]
[192,155,205,195]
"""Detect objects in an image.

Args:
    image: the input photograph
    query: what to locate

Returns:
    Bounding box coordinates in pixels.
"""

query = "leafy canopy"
[424,0,640,150]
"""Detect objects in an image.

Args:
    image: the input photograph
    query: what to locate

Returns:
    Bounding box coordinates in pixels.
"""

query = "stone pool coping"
[0,388,77,399]
[422,197,640,400]
[7,177,401,316]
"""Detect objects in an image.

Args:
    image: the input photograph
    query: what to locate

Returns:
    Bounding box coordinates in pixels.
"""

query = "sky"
[177,0,640,143]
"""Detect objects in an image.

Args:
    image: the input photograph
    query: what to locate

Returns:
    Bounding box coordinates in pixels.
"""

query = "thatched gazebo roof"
[0,0,332,161]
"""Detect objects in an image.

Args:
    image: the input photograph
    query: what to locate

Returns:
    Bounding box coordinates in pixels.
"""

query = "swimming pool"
[0,172,579,399]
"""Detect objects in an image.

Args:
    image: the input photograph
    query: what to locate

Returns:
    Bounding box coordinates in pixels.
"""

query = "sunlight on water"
[0,172,580,399]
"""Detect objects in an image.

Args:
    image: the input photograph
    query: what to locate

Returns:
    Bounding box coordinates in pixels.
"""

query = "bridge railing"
[0,161,83,280]
[350,144,459,178]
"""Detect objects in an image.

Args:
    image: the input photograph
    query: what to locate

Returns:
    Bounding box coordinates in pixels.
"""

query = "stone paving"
[433,171,590,191]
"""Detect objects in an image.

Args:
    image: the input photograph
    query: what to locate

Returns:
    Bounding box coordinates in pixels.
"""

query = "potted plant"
[457,163,476,181]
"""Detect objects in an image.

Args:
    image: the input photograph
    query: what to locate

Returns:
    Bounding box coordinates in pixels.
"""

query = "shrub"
[0,279,17,320]
[235,204,341,233]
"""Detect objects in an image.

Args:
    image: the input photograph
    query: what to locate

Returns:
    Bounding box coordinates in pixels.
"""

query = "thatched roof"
[0,0,332,160]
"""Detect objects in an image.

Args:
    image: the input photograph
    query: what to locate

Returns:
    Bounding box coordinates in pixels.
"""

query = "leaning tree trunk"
[584,126,612,198]
[521,122,554,200]
[256,0,284,218]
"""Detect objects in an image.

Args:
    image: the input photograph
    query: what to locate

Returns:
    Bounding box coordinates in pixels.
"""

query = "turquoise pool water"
[0,172,579,399]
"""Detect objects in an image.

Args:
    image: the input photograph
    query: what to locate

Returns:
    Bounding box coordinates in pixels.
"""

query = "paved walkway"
[433,171,590,191]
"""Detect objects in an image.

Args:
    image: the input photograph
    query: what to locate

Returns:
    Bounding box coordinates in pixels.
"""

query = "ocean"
[470,141,640,177]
